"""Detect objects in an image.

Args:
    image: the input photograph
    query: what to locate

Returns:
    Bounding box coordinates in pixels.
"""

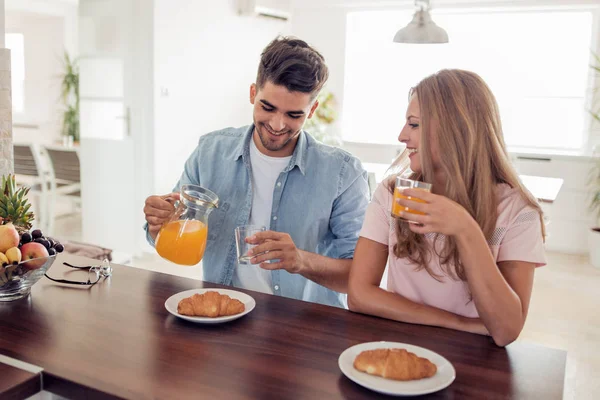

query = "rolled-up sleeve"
[359,181,392,246]
[328,159,370,259]
[497,208,546,267]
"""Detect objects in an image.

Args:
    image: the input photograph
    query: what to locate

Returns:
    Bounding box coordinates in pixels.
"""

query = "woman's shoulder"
[494,183,540,227]
[372,177,395,202]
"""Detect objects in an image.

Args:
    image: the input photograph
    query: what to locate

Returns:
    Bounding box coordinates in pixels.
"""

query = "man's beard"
[256,123,298,152]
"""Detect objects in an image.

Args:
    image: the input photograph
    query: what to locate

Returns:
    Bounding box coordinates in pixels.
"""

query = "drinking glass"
[235,225,267,264]
[391,177,432,223]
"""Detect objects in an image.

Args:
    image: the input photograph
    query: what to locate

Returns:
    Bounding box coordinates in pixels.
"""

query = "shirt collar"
[234,125,253,163]
[235,124,308,176]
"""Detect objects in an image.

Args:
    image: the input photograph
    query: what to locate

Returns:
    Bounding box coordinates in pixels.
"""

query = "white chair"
[13,143,49,231]
[367,171,377,200]
[43,146,81,235]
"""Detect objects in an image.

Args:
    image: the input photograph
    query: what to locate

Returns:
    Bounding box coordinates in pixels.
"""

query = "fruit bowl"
[0,255,57,301]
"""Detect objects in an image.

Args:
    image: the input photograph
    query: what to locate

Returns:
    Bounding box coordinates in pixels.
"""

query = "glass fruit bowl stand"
[0,255,57,301]
[0,224,65,301]
[0,174,65,301]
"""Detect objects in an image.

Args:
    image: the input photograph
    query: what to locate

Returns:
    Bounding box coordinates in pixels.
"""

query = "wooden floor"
[519,252,600,400]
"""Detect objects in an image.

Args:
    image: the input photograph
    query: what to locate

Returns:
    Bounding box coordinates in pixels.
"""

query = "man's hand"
[143,193,180,240]
[246,231,304,274]
[247,230,352,293]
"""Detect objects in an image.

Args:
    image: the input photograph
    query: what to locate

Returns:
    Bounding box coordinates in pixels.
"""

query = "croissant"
[177,291,245,317]
[353,348,437,381]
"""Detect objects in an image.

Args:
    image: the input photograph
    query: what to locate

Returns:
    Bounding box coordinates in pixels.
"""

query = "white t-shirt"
[232,138,291,294]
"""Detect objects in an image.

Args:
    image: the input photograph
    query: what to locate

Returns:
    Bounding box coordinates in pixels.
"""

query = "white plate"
[165,288,256,324]
[338,341,455,396]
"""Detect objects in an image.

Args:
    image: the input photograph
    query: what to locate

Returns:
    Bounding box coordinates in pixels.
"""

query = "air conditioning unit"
[238,0,291,21]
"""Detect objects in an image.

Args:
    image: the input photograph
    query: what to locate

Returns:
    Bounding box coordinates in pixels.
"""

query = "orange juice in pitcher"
[155,184,218,266]
[156,220,208,266]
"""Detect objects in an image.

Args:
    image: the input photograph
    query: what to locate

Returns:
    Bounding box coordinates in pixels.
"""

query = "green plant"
[304,91,342,146]
[60,52,80,142]
[0,175,34,233]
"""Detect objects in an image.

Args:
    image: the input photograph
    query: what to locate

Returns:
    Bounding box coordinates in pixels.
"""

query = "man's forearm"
[297,250,352,293]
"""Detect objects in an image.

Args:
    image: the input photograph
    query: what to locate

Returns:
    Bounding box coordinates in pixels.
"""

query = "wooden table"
[519,174,563,204]
[0,363,41,399]
[0,254,566,399]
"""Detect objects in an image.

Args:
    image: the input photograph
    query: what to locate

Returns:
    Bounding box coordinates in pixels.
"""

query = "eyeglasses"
[44,260,113,286]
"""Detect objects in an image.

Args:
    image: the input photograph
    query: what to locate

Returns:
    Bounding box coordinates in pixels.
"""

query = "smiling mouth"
[263,124,288,137]
[408,148,418,156]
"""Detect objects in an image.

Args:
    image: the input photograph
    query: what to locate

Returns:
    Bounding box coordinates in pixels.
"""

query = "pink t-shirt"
[359,180,546,318]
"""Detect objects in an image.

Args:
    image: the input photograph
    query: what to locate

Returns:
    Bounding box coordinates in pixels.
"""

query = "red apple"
[20,242,50,270]
[0,223,20,253]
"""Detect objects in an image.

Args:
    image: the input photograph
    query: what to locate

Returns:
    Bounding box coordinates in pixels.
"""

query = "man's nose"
[270,114,285,132]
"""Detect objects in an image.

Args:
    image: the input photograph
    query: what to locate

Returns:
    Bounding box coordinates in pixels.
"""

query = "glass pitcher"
[155,184,219,266]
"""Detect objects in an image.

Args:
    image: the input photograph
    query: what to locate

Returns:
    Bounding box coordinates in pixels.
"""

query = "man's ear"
[250,83,257,105]
[307,100,320,119]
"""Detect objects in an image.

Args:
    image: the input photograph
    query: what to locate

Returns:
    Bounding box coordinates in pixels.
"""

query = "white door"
[78,0,153,260]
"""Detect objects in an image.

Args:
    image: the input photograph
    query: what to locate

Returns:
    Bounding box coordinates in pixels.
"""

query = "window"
[343,8,595,151]
[5,33,25,113]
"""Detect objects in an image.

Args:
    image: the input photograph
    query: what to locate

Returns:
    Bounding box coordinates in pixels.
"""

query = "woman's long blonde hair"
[389,69,545,282]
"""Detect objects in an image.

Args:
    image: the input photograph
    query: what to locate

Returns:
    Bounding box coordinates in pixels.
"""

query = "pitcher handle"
[159,194,181,223]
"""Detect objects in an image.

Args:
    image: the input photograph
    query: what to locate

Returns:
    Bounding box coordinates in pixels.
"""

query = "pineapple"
[0,174,35,233]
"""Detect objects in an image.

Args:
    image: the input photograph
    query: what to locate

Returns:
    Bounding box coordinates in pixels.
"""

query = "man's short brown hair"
[256,36,329,98]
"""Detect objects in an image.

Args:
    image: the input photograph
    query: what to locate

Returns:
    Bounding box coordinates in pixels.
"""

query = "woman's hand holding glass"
[395,188,476,237]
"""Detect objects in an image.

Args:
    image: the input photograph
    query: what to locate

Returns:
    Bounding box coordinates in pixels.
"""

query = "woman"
[347,69,546,347]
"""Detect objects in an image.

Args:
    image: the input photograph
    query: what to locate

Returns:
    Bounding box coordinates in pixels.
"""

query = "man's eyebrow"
[260,99,275,108]
[260,99,305,115]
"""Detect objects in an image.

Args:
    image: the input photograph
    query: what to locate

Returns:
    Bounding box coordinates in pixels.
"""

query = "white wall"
[153,0,289,194]
[4,1,78,56]
[513,155,595,254]
[6,11,65,144]
[4,1,78,144]
[0,0,4,47]
[289,7,348,146]
[290,0,600,254]
[131,0,157,254]
[77,0,155,258]
[588,8,600,152]
[0,0,12,177]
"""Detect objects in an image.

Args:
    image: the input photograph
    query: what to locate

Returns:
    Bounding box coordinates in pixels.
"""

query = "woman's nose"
[398,126,409,143]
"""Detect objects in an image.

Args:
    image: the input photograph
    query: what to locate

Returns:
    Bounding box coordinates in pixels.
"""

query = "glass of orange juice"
[155,184,219,266]
[391,177,432,223]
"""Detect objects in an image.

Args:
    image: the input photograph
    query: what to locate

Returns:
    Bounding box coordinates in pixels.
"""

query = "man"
[144,36,368,307]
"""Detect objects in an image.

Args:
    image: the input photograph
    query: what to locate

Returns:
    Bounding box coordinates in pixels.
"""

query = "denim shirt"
[146,124,369,307]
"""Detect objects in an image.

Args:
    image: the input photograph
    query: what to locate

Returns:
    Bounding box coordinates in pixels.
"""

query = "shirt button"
[274,285,280,290]
[273,216,278,221]
[276,181,281,187]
